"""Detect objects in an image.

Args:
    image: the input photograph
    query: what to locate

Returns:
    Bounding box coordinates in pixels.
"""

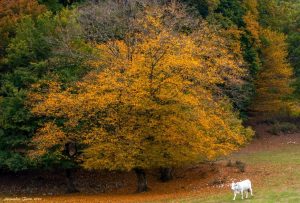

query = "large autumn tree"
[29,3,253,192]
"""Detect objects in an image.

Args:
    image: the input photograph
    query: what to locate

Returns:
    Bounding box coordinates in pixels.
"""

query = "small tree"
[252,28,294,117]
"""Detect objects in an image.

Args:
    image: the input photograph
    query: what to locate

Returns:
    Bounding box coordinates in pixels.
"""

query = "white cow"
[231,179,253,200]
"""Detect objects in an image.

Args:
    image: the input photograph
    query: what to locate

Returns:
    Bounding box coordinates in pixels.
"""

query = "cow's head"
[231,182,238,191]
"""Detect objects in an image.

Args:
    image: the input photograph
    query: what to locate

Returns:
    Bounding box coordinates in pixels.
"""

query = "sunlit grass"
[232,145,300,164]
[154,145,300,203]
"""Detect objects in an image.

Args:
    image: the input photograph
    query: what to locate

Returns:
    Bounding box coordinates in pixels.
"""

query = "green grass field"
[158,144,300,203]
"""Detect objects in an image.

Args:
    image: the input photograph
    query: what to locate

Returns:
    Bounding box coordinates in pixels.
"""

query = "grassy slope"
[164,145,300,203]
[1,126,300,203]
[36,141,300,203]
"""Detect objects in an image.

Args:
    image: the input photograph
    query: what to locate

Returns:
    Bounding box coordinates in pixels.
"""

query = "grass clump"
[226,160,246,172]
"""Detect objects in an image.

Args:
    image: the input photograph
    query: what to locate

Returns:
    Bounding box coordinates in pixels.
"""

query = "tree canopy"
[29,5,253,172]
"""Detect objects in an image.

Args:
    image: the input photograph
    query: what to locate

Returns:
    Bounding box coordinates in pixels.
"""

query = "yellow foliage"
[29,6,253,171]
[222,27,244,58]
[243,0,261,46]
[29,122,66,158]
[243,11,260,44]
[252,28,294,116]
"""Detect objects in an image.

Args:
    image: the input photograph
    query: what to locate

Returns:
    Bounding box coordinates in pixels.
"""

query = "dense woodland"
[0,0,299,193]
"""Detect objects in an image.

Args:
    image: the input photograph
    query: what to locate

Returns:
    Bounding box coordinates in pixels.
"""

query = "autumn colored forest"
[0,0,300,202]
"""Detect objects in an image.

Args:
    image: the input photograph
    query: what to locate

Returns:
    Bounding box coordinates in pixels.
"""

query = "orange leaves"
[29,122,66,158]
[29,5,253,171]
[0,0,46,28]
[243,11,260,45]
[252,28,294,116]
[0,0,46,53]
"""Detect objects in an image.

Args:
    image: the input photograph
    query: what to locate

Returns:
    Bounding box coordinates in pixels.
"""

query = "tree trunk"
[159,167,173,182]
[65,169,79,193]
[134,168,148,193]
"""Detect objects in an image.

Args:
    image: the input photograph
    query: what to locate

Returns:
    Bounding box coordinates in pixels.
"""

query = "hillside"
[1,123,299,202]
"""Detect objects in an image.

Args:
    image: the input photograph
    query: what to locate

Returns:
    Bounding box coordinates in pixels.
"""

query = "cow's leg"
[250,187,253,196]
[246,191,248,198]
[241,190,244,199]
[233,192,236,200]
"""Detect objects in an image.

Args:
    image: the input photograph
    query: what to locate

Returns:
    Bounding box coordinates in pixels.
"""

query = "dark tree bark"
[64,142,79,193]
[134,168,148,193]
[159,167,173,182]
[65,168,79,193]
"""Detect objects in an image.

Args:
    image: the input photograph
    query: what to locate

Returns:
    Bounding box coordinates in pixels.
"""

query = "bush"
[211,178,226,186]
[268,122,298,135]
[235,160,246,172]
